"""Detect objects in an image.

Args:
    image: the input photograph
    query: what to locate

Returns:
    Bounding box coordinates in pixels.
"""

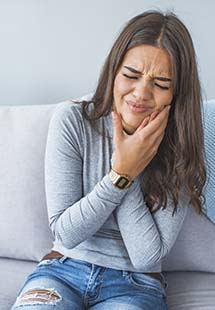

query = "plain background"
[0,0,214,106]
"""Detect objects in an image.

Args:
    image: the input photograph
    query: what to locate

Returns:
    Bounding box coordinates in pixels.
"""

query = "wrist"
[112,163,136,180]
[109,168,134,189]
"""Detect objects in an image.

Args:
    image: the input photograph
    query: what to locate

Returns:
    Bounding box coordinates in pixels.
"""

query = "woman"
[12,10,206,310]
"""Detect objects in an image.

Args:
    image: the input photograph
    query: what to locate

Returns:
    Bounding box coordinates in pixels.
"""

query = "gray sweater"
[45,100,188,272]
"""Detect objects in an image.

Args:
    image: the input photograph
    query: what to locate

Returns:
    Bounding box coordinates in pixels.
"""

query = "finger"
[112,111,123,144]
[136,110,160,133]
[149,111,159,121]
[136,116,150,132]
[154,131,166,147]
[150,117,169,145]
[146,132,165,161]
[149,121,168,151]
[140,105,170,136]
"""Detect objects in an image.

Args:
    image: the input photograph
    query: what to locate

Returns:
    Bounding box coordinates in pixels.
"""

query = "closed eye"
[154,83,170,90]
[123,73,170,90]
[122,73,138,80]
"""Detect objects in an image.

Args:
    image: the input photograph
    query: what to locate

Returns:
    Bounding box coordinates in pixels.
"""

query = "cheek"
[156,91,173,108]
[165,93,173,106]
[114,76,131,98]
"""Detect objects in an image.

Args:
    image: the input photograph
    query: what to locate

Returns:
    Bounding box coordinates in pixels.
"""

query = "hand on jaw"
[111,105,171,179]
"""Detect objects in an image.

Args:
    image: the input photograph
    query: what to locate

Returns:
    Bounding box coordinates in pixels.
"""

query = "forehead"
[122,45,172,77]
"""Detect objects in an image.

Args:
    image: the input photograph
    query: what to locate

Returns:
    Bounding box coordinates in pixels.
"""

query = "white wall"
[0,0,214,106]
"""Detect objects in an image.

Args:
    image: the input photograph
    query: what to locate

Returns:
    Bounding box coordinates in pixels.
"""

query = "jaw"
[113,98,153,134]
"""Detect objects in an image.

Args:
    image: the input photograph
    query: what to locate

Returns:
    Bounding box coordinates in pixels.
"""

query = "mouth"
[126,100,153,113]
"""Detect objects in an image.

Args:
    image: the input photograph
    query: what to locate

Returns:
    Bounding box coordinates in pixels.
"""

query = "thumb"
[112,111,123,144]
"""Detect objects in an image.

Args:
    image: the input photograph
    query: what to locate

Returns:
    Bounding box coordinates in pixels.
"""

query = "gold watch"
[109,168,133,189]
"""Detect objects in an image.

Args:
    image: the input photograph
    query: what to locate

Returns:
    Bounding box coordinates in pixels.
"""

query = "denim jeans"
[12,256,168,310]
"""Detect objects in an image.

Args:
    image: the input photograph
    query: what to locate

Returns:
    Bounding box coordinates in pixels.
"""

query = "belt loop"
[59,256,68,264]
[122,270,129,277]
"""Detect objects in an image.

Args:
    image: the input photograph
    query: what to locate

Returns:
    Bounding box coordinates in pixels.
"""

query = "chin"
[123,116,142,129]
[122,120,139,134]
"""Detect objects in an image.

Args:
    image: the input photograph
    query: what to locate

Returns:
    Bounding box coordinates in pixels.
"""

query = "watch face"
[116,176,130,189]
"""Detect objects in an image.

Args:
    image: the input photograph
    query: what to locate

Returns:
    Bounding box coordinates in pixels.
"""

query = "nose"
[132,79,152,102]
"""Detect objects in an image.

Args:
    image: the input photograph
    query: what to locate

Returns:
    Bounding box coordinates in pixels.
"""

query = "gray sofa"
[0,100,215,310]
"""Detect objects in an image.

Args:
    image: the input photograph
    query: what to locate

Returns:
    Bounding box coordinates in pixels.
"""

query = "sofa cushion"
[0,104,56,261]
[0,258,37,310]
[164,271,215,310]
[162,206,215,272]
[203,99,215,224]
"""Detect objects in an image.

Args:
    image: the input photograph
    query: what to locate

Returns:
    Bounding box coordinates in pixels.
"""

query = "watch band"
[109,168,133,189]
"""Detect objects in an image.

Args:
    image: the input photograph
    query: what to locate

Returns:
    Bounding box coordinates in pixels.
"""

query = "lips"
[126,100,153,113]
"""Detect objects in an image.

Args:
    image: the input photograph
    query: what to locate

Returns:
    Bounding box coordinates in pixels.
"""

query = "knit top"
[44,100,188,272]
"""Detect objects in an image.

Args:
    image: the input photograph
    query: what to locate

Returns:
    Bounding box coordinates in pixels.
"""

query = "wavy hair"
[81,10,206,214]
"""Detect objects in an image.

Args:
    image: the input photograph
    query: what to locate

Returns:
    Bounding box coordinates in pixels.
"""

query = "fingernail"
[150,112,158,121]
[144,116,150,126]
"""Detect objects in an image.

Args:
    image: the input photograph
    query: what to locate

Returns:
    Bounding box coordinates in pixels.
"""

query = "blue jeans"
[12,256,168,310]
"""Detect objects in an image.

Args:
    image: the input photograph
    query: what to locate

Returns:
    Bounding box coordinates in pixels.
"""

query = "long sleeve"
[45,102,133,249]
[115,179,188,269]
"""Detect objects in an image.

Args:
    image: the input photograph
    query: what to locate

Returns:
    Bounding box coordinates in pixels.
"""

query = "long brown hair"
[81,10,206,214]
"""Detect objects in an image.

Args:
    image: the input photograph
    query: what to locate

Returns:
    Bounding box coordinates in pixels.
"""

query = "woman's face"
[113,44,173,134]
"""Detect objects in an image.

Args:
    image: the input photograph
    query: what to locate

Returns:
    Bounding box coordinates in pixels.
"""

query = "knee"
[13,287,62,308]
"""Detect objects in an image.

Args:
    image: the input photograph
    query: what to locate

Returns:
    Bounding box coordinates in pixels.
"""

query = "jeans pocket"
[128,272,165,298]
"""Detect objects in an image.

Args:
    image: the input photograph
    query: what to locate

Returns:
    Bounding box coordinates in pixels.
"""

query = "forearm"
[115,180,188,269]
[48,174,134,249]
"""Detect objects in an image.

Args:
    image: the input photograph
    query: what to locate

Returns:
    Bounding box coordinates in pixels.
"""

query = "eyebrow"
[123,65,172,82]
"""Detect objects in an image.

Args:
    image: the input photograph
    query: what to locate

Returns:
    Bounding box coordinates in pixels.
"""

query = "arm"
[45,102,133,249]
[111,107,188,269]
[115,180,188,269]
